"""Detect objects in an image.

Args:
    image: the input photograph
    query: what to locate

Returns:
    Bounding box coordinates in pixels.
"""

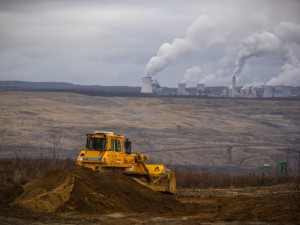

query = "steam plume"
[232,31,285,76]
[242,81,264,89]
[181,66,201,83]
[233,22,300,85]
[144,15,227,77]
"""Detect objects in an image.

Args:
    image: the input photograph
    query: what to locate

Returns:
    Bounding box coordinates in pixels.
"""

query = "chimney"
[232,76,236,97]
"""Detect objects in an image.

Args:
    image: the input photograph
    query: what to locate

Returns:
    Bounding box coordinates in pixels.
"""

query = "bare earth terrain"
[0,168,299,225]
[0,91,299,172]
[0,91,300,224]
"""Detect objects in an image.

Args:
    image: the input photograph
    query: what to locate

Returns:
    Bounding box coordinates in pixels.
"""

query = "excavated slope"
[12,168,181,214]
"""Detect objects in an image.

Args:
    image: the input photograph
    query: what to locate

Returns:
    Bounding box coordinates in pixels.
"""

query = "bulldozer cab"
[77,132,128,171]
[86,132,125,153]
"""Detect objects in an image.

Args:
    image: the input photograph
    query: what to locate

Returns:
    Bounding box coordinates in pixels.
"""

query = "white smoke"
[144,15,228,77]
[233,22,300,86]
[267,61,300,85]
[267,45,300,85]
[195,68,231,86]
[232,31,286,76]
[181,66,201,83]
[242,81,264,89]
[144,15,300,86]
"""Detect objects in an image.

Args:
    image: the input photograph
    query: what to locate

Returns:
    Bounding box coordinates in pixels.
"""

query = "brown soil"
[1,91,300,173]
[0,169,299,224]
[0,184,23,205]
[12,167,182,214]
[178,196,300,222]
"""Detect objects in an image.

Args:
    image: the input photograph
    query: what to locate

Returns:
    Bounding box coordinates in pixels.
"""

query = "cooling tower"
[263,86,273,98]
[282,86,291,97]
[232,76,236,97]
[197,84,205,93]
[177,83,186,95]
[141,76,153,93]
[274,86,283,97]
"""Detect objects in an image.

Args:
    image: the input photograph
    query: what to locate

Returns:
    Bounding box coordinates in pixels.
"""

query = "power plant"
[140,76,295,98]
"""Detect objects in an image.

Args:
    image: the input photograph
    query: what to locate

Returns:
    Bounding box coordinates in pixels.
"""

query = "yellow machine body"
[76,131,176,194]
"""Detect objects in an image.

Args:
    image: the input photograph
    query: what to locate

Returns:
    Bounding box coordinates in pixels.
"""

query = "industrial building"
[152,79,163,94]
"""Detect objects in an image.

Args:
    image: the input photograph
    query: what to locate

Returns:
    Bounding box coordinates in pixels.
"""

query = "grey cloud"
[0,0,300,87]
[275,22,300,45]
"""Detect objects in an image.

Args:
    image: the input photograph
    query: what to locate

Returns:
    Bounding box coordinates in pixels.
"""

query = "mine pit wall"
[0,91,299,174]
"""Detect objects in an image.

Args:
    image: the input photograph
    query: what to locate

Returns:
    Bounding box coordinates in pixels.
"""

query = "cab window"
[110,139,114,151]
[87,138,93,149]
[87,138,106,150]
[115,140,121,152]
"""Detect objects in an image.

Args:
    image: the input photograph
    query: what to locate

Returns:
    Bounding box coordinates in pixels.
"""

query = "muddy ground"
[0,168,299,225]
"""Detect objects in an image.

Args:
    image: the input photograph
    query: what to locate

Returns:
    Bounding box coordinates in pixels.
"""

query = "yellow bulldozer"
[76,131,176,194]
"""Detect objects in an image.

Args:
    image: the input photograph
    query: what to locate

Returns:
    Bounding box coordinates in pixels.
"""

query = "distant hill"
[0,81,227,97]
[1,80,300,98]
[0,81,228,94]
[0,81,142,93]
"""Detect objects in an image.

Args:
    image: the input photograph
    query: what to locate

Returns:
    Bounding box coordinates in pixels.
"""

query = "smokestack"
[177,83,186,95]
[263,86,273,98]
[141,76,153,94]
[232,76,236,97]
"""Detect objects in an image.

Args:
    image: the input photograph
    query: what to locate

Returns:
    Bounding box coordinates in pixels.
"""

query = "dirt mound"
[12,168,182,214]
[0,185,23,205]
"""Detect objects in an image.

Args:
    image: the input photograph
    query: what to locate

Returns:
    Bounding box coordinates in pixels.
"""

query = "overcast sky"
[0,0,300,87]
